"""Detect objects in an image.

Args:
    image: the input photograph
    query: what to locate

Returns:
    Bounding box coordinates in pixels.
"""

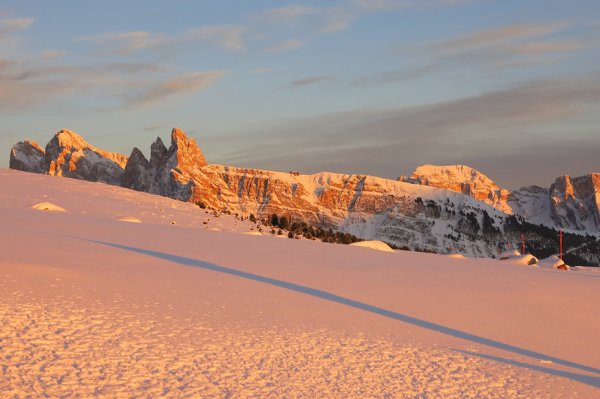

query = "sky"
[1,0,599,188]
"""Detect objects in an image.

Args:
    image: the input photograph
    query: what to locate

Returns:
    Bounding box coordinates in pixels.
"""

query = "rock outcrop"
[122,128,207,201]
[44,129,128,185]
[9,140,45,173]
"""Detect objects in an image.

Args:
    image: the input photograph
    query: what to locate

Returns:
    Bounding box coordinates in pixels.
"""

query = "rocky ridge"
[400,164,600,232]
[9,128,600,264]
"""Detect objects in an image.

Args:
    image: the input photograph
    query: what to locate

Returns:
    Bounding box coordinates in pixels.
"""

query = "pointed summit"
[170,127,207,168]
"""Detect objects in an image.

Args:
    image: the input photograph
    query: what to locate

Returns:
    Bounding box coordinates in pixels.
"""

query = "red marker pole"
[559,230,563,260]
[521,233,525,254]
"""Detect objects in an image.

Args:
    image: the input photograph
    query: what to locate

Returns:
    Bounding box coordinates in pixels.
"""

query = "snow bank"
[349,240,395,252]
[538,255,570,270]
[116,216,142,223]
[498,250,520,260]
[243,231,262,236]
[31,202,66,212]
[510,254,539,266]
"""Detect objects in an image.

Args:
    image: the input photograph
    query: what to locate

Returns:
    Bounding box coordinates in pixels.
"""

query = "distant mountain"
[10,128,600,265]
[399,164,600,232]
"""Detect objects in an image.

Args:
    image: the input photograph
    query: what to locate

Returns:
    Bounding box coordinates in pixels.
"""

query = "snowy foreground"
[1,169,599,398]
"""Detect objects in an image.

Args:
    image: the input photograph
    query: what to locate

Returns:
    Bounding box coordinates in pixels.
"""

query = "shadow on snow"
[90,240,600,388]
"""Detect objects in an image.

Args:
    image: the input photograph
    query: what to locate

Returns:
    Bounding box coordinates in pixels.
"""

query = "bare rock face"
[44,129,128,185]
[122,147,151,192]
[399,165,512,212]
[122,128,207,201]
[9,140,45,173]
[549,174,600,230]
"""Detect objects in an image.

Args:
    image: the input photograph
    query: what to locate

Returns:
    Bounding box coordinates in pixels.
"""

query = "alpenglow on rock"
[122,128,208,201]
[9,127,600,265]
[398,164,600,232]
[44,129,128,185]
[398,164,511,212]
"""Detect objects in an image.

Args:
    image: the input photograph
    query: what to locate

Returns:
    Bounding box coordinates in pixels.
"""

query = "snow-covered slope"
[1,168,599,398]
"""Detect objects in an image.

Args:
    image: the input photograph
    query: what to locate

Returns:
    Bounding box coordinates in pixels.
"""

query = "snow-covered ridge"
[399,164,600,232]
[8,128,600,263]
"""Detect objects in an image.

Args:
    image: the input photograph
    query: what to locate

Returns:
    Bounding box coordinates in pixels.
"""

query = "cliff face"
[122,128,207,201]
[549,174,600,231]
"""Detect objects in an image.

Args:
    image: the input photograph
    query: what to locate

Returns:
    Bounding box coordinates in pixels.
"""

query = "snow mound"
[498,250,521,260]
[116,216,142,223]
[31,202,66,212]
[349,240,395,252]
[447,253,466,259]
[510,254,539,266]
[243,231,263,236]
[538,255,570,270]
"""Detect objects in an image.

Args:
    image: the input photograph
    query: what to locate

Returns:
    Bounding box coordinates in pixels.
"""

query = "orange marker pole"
[559,230,563,260]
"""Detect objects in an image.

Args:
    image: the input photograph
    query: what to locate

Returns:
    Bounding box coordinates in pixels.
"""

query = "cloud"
[251,67,273,74]
[0,17,34,42]
[286,75,336,88]
[41,50,66,59]
[0,59,170,109]
[352,65,438,86]
[76,25,247,54]
[209,75,600,187]
[266,39,305,53]
[349,0,474,11]
[126,70,226,108]
[255,4,355,34]
[422,22,587,70]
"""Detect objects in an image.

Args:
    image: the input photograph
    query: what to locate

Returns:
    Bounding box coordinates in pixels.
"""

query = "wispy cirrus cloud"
[354,21,590,87]
[256,4,354,34]
[352,65,438,87]
[0,17,34,42]
[424,22,588,69]
[0,52,224,110]
[126,70,226,108]
[76,25,247,54]
[266,39,305,53]
[286,75,336,88]
[349,0,474,11]
[0,59,167,108]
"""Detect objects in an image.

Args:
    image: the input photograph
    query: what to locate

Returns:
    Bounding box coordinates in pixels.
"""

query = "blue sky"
[1,0,599,188]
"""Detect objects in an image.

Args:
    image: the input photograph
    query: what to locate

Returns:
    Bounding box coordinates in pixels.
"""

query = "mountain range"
[10,128,600,265]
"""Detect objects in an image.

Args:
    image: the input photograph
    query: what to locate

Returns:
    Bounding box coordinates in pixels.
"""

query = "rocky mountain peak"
[51,129,90,150]
[170,127,207,169]
[399,164,511,212]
